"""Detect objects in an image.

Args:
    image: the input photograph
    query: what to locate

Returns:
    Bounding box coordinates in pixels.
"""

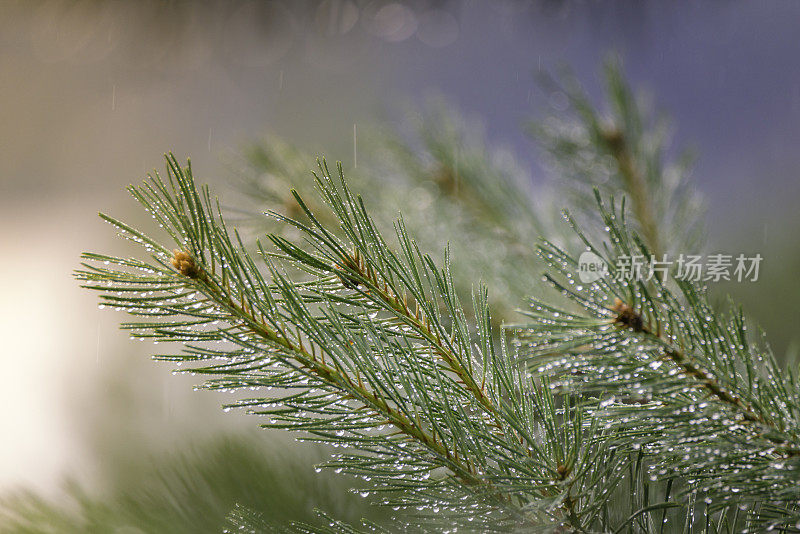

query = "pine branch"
[610,296,799,455]
[514,190,800,530]
[531,56,704,257]
[77,154,620,532]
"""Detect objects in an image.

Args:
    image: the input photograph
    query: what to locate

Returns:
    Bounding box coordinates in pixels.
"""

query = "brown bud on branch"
[171,249,202,279]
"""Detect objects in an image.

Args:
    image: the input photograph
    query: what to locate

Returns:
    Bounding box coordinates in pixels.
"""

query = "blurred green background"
[1,1,798,531]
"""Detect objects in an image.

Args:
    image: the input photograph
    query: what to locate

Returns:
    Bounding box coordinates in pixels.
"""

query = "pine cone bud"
[611,297,644,332]
[556,463,570,479]
[171,249,201,279]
